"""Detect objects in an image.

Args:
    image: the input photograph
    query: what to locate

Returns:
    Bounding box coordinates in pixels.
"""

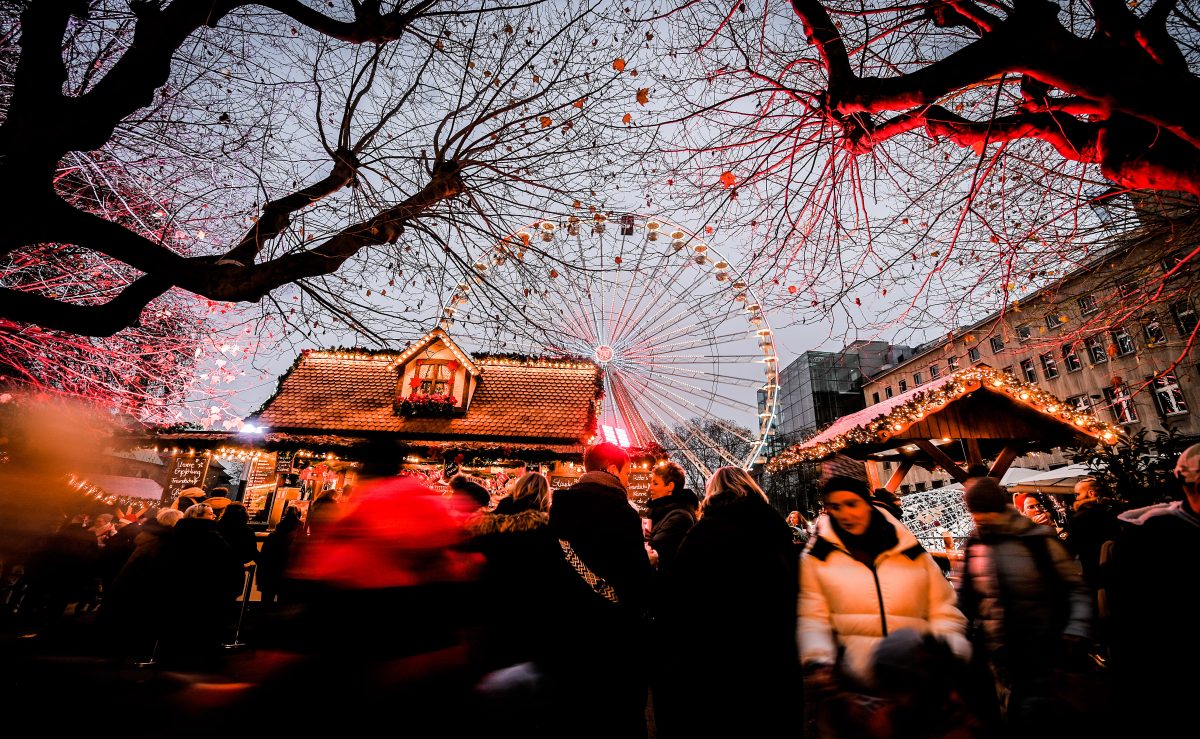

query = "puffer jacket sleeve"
[797,556,837,667]
[1047,537,1093,639]
[921,553,972,661]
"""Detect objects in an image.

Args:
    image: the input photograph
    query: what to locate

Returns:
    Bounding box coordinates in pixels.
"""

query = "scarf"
[831,508,898,566]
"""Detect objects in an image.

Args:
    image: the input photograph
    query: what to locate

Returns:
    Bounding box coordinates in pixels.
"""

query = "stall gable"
[395,334,479,412]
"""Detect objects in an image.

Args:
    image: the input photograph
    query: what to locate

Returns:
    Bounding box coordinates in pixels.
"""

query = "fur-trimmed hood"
[467,509,549,537]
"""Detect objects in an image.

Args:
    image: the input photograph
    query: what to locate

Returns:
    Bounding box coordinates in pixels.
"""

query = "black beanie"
[963,476,1008,513]
[819,475,872,500]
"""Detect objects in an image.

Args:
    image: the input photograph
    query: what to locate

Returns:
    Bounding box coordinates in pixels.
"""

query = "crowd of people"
[3,440,1198,738]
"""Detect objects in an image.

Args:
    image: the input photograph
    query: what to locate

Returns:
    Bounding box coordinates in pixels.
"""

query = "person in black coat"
[103,508,183,656]
[158,503,245,666]
[656,466,801,739]
[546,443,654,739]
[257,506,303,606]
[645,461,696,580]
[216,502,259,565]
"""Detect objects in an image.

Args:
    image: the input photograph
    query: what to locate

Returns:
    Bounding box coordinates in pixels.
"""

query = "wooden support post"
[989,445,1020,480]
[885,461,913,493]
[914,440,971,483]
[965,438,983,467]
[865,462,883,492]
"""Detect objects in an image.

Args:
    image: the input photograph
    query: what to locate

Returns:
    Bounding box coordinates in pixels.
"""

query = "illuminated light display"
[768,365,1121,472]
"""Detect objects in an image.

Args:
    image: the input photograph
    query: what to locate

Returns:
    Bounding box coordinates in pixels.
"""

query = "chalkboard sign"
[246,454,276,487]
[162,456,210,505]
[275,451,294,474]
[627,470,652,516]
[549,475,578,491]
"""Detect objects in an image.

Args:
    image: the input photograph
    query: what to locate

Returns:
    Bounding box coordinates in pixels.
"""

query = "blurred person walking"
[799,464,970,736]
[955,476,1095,736]
[466,471,561,736]
[656,466,799,739]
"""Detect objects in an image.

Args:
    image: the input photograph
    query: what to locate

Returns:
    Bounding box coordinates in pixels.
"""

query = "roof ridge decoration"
[767,364,1121,472]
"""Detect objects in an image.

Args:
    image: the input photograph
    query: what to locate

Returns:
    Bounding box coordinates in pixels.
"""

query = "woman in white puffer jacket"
[798,475,971,689]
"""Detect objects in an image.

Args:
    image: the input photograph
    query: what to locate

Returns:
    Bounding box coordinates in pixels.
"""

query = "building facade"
[774,341,913,440]
[862,237,1200,493]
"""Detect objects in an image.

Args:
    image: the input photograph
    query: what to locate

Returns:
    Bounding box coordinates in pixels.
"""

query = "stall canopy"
[89,474,163,500]
[1005,463,1096,494]
[768,365,1120,492]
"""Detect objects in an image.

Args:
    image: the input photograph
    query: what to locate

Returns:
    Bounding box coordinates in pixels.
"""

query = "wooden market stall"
[768,365,1121,491]
[149,328,603,520]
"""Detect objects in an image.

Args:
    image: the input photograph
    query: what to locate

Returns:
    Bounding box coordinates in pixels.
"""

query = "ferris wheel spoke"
[623,329,758,358]
[616,362,751,416]
[618,305,734,356]
[633,396,717,477]
[607,367,657,448]
[610,255,695,348]
[623,378,747,467]
[618,364,765,389]
[554,274,604,346]
[615,279,722,353]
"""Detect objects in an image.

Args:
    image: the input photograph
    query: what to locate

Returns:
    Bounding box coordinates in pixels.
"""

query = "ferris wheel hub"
[594,344,615,364]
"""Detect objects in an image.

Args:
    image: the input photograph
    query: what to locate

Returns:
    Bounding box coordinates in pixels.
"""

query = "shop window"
[929,364,940,379]
[1077,295,1098,315]
[914,482,927,492]
[872,391,880,404]
[1171,298,1198,336]
[1143,313,1166,346]
[1084,336,1108,364]
[1020,359,1038,383]
[1112,326,1136,357]
[1003,365,1014,376]
[1062,342,1082,372]
[1103,384,1139,424]
[989,336,1005,353]
[1153,374,1188,416]
[968,347,981,363]
[1040,353,1059,379]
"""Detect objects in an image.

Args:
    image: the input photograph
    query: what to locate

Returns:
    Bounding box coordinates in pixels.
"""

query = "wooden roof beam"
[914,439,971,483]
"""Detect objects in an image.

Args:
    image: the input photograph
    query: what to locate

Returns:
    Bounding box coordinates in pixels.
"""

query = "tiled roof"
[254,352,600,444]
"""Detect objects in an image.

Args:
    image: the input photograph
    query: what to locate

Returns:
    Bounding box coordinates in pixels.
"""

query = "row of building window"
[1063,374,1189,424]
[1019,297,1197,339]
[871,303,1194,403]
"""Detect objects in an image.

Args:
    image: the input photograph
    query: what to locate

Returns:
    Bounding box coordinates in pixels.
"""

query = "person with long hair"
[656,466,800,738]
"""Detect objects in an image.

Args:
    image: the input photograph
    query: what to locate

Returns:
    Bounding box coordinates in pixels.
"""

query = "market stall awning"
[88,474,163,500]
[1005,463,1095,494]
[768,365,1120,489]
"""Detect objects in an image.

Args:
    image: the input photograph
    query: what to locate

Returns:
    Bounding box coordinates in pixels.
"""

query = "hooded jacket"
[799,507,970,685]
[953,508,1092,677]
[549,470,652,611]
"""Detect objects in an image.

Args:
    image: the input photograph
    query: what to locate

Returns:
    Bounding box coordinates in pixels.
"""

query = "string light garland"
[767,365,1121,472]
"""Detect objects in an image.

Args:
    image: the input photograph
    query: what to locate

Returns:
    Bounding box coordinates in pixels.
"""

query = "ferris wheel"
[438,212,779,475]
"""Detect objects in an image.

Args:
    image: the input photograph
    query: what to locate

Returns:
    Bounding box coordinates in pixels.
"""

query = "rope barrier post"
[223,563,255,650]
